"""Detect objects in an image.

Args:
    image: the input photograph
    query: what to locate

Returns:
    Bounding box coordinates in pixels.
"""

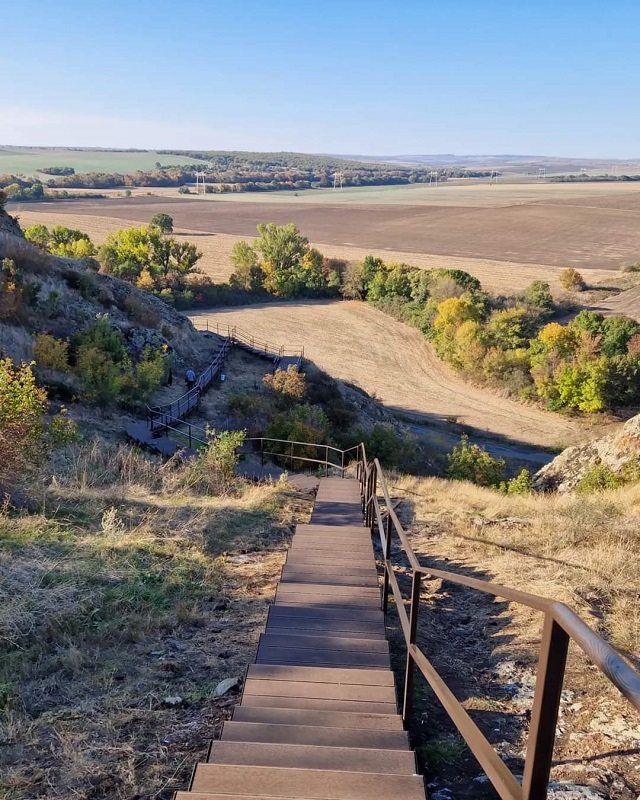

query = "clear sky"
[1,0,639,157]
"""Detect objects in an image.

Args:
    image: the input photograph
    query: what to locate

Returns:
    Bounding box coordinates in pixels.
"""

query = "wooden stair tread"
[221,720,409,748]
[246,664,394,685]
[259,633,389,653]
[238,695,398,714]
[207,741,416,773]
[189,764,425,800]
[231,706,404,730]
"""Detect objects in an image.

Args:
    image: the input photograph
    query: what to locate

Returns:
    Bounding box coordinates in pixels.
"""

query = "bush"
[76,346,123,405]
[150,213,174,234]
[362,423,420,471]
[178,429,245,495]
[576,464,623,494]
[33,334,70,372]
[559,268,586,291]
[499,468,532,495]
[0,359,76,493]
[263,366,306,402]
[446,435,505,487]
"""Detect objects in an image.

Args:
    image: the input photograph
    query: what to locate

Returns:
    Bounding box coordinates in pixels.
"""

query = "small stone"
[113,672,126,681]
[162,696,184,707]
[214,677,241,697]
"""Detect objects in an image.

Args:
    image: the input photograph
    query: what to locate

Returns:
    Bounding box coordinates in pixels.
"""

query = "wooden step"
[288,541,373,554]
[285,553,376,568]
[256,645,390,669]
[222,720,409,748]
[276,583,380,600]
[296,524,367,535]
[239,695,398,714]
[246,664,394,686]
[265,625,386,640]
[259,632,389,654]
[281,564,376,576]
[268,606,384,628]
[189,764,425,799]
[281,569,378,587]
[207,741,416,774]
[274,595,380,610]
[243,679,396,704]
[231,706,404,731]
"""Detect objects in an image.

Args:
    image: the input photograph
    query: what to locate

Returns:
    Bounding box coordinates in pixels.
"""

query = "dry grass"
[188,301,612,451]
[0,440,311,800]
[391,473,640,651]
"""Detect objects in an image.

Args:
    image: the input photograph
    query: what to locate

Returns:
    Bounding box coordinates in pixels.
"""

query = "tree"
[559,268,586,291]
[229,240,264,291]
[524,280,554,315]
[150,213,174,234]
[485,307,532,350]
[255,223,308,273]
[24,223,51,250]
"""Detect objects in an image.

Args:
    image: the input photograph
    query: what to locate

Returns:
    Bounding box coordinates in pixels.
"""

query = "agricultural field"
[17,209,614,295]
[17,179,640,273]
[188,300,602,452]
[0,146,202,176]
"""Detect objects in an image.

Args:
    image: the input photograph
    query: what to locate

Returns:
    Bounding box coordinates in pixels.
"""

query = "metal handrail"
[243,437,361,476]
[195,321,305,360]
[147,338,231,431]
[355,451,640,800]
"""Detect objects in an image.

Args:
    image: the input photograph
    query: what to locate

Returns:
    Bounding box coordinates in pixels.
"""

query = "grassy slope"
[0,442,311,800]
[385,473,640,798]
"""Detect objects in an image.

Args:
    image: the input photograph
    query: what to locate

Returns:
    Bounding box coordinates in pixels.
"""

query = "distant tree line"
[549,174,640,183]
[38,166,76,176]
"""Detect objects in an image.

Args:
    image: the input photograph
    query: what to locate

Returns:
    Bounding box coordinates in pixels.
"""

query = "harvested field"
[188,301,602,451]
[13,210,613,294]
[17,180,640,271]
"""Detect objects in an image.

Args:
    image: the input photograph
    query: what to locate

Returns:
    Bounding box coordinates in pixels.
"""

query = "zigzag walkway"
[176,477,426,800]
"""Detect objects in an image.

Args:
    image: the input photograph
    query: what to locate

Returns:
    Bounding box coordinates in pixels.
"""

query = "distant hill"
[327,153,640,173]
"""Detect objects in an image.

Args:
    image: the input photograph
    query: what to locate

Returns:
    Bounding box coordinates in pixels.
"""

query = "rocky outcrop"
[533,414,640,492]
[0,201,24,238]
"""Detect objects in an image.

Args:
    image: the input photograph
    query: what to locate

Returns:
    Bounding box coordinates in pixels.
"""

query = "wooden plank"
[221,720,409,748]
[256,645,390,669]
[238,695,398,714]
[207,741,416,774]
[260,632,389,654]
[230,706,404,730]
[247,664,394,685]
[189,764,425,799]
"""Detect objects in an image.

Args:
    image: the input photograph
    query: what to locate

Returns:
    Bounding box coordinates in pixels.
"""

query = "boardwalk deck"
[175,477,426,800]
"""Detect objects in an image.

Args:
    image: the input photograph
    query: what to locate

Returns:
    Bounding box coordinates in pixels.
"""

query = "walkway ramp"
[176,477,426,800]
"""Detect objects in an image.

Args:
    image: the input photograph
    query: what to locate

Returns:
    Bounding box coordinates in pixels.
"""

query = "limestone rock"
[533,414,640,492]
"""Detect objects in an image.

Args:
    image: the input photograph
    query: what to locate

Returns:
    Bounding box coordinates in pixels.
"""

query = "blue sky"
[1,0,639,157]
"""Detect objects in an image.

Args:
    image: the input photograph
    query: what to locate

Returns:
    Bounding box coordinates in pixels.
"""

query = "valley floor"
[189,301,612,454]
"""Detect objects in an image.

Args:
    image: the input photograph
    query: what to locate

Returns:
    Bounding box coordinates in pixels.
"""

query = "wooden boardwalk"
[176,477,426,800]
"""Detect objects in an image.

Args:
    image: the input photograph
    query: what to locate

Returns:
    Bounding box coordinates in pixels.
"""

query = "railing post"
[402,571,422,725]
[188,425,192,449]
[522,615,570,800]
[382,509,392,614]
[290,439,294,470]
[341,449,344,478]
[261,439,264,468]
[325,445,329,477]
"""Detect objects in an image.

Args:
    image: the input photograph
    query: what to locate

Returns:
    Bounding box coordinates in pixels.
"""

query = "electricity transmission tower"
[429,170,439,186]
[333,171,344,190]
[195,172,206,194]
[489,170,499,185]
[538,167,547,180]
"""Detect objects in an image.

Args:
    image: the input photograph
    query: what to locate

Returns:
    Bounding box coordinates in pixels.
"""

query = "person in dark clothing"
[185,368,196,391]
[167,368,173,386]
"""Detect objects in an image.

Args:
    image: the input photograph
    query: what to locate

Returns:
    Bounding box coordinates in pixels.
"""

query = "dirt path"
[189,301,589,450]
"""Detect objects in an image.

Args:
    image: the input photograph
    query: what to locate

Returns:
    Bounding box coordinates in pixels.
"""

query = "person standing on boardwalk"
[166,368,173,387]
[185,368,196,391]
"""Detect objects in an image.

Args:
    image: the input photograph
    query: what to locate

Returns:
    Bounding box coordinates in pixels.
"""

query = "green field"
[0,147,203,176]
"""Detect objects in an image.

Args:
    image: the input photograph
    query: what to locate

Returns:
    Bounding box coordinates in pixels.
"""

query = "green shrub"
[499,468,532,495]
[33,334,70,373]
[576,464,623,494]
[446,435,505,487]
[76,346,123,405]
[263,366,306,402]
[179,429,246,494]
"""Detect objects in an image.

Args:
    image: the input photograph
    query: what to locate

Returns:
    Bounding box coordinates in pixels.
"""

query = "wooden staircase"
[175,477,426,800]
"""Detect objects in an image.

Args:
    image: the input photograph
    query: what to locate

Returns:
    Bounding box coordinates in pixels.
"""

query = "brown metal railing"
[356,446,640,800]
[196,321,305,362]
[147,339,231,431]
[243,437,360,476]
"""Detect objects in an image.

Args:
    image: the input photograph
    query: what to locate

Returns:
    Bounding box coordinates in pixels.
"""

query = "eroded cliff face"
[0,203,23,238]
[533,413,640,492]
